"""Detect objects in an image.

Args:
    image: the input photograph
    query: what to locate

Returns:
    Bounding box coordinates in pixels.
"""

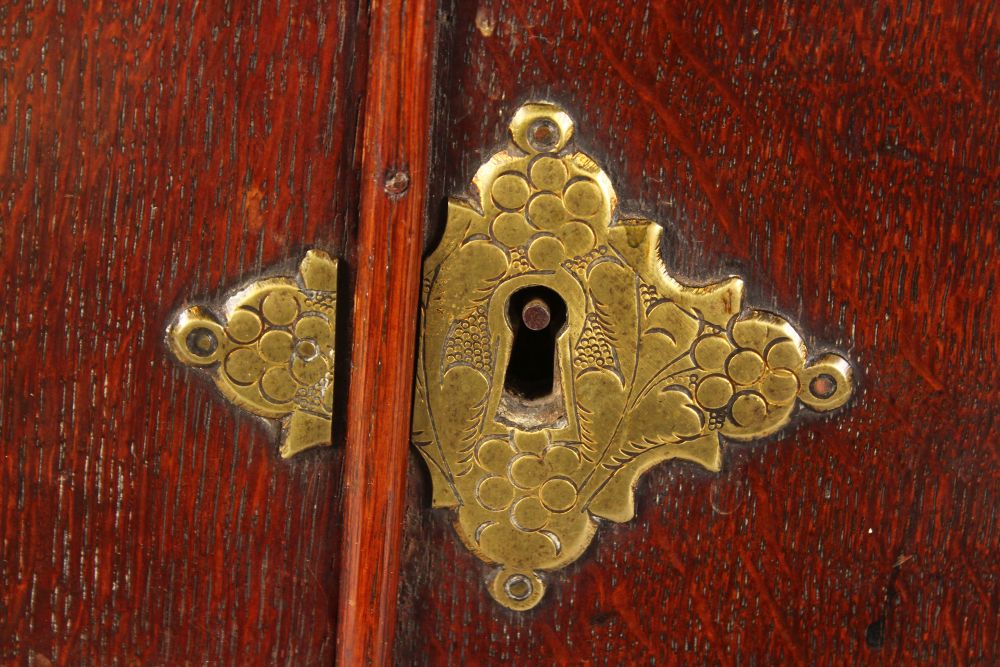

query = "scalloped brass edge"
[167,250,339,459]
[411,102,854,610]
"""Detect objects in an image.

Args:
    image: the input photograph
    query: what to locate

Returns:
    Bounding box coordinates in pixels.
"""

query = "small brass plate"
[168,250,339,458]
[411,103,853,610]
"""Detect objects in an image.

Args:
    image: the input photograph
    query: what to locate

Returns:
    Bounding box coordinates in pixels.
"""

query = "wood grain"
[3,0,997,663]
[394,0,999,663]
[336,0,439,664]
[0,1,364,663]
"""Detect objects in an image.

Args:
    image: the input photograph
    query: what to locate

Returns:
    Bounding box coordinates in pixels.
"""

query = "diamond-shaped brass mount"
[168,250,338,459]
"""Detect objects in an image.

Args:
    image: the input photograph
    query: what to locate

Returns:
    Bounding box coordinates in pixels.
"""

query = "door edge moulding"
[167,250,339,459]
[411,102,855,610]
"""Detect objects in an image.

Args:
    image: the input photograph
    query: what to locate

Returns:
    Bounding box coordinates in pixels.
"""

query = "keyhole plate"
[411,102,854,610]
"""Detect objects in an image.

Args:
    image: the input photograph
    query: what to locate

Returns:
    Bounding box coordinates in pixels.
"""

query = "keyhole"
[504,286,567,399]
[497,286,568,430]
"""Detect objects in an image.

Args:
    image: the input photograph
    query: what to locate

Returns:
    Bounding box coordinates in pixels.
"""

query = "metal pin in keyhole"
[521,297,552,331]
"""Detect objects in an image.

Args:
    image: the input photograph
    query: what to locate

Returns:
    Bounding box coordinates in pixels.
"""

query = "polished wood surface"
[0,1,364,663]
[2,0,996,664]
[337,0,438,663]
[394,0,998,663]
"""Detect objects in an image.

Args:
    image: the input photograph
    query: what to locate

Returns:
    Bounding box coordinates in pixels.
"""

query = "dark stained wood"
[336,0,439,663]
[0,1,365,663]
[3,0,997,663]
[394,0,999,663]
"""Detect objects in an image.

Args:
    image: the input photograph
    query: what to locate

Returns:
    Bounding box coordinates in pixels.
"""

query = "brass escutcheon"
[411,102,854,610]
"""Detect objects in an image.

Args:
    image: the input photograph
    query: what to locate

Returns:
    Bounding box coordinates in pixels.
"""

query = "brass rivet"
[810,374,837,399]
[186,328,218,357]
[528,119,559,151]
[504,574,532,601]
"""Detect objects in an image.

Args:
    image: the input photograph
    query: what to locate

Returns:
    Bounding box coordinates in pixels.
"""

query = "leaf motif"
[588,384,706,482]
[587,433,722,522]
[411,367,460,508]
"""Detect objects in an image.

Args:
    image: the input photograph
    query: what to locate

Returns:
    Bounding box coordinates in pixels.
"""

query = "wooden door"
[1,1,368,662]
[2,0,997,665]
[390,2,998,663]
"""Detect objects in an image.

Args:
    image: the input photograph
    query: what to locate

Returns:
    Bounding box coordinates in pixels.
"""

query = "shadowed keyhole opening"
[503,286,567,400]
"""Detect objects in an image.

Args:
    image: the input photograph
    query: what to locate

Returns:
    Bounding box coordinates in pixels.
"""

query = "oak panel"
[395,0,999,663]
[0,1,363,663]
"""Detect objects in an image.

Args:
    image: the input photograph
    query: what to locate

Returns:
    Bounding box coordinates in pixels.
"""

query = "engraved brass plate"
[168,250,339,459]
[411,103,854,610]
